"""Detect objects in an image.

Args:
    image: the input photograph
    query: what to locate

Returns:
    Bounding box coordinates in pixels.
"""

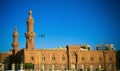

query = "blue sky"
[0,0,120,52]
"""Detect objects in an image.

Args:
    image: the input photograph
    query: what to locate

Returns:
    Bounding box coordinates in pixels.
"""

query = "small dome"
[27,10,34,23]
[13,26,18,37]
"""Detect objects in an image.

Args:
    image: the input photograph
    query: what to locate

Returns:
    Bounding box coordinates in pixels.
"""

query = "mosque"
[1,10,116,71]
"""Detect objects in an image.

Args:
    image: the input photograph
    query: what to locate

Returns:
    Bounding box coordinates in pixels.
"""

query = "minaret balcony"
[12,42,19,47]
[25,32,36,38]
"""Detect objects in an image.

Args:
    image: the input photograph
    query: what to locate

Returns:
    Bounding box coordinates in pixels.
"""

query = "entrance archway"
[72,51,78,70]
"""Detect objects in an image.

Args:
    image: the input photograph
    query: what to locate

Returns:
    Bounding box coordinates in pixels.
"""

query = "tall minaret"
[12,26,19,55]
[25,10,36,50]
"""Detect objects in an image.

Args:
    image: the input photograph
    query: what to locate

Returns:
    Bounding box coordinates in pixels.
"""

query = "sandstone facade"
[11,10,116,71]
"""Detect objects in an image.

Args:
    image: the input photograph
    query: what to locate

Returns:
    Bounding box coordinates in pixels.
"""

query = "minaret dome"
[13,26,18,37]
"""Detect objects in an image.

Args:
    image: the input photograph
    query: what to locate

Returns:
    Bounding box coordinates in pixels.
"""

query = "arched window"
[81,56,84,61]
[72,52,77,63]
[62,55,65,61]
[109,57,112,61]
[42,55,45,61]
[99,57,102,61]
[31,56,34,61]
[52,55,55,61]
[109,54,113,61]
[90,57,94,61]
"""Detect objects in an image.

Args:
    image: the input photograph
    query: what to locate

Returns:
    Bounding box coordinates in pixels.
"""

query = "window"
[96,47,98,50]
[73,53,76,59]
[81,56,84,61]
[31,56,34,61]
[88,48,90,50]
[42,55,45,61]
[62,56,65,61]
[109,57,112,61]
[52,55,55,61]
[90,57,93,61]
[81,47,85,49]
[99,57,102,61]
[109,54,113,61]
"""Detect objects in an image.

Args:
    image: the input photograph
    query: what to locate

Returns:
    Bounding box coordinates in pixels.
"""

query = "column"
[20,63,23,70]
[42,64,44,71]
[1,64,4,71]
[99,64,101,71]
[12,63,15,71]
[38,64,40,71]
[47,64,49,71]
[52,64,55,71]
[81,64,84,71]
[90,65,93,71]
[77,63,78,70]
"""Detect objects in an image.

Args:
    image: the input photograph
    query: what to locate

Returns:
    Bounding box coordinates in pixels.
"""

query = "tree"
[24,63,33,69]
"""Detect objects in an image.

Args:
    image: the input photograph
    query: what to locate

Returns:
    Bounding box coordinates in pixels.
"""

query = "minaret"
[25,10,36,50]
[12,26,19,55]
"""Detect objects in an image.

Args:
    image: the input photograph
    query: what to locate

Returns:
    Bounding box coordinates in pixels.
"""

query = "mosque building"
[0,10,116,71]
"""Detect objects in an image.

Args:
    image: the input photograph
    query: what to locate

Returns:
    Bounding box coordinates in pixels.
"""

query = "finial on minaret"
[13,26,18,37]
[14,26,17,31]
[29,10,32,16]
[27,10,34,22]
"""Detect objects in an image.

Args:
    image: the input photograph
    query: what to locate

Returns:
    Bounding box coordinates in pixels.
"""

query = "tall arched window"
[52,55,55,61]
[81,56,84,61]
[90,57,94,61]
[109,54,113,61]
[109,57,112,61]
[99,57,102,61]
[62,55,65,61]
[42,55,45,61]
[72,51,77,63]
[30,56,34,61]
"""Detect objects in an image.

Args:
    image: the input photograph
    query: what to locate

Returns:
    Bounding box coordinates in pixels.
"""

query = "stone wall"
[14,45,117,71]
